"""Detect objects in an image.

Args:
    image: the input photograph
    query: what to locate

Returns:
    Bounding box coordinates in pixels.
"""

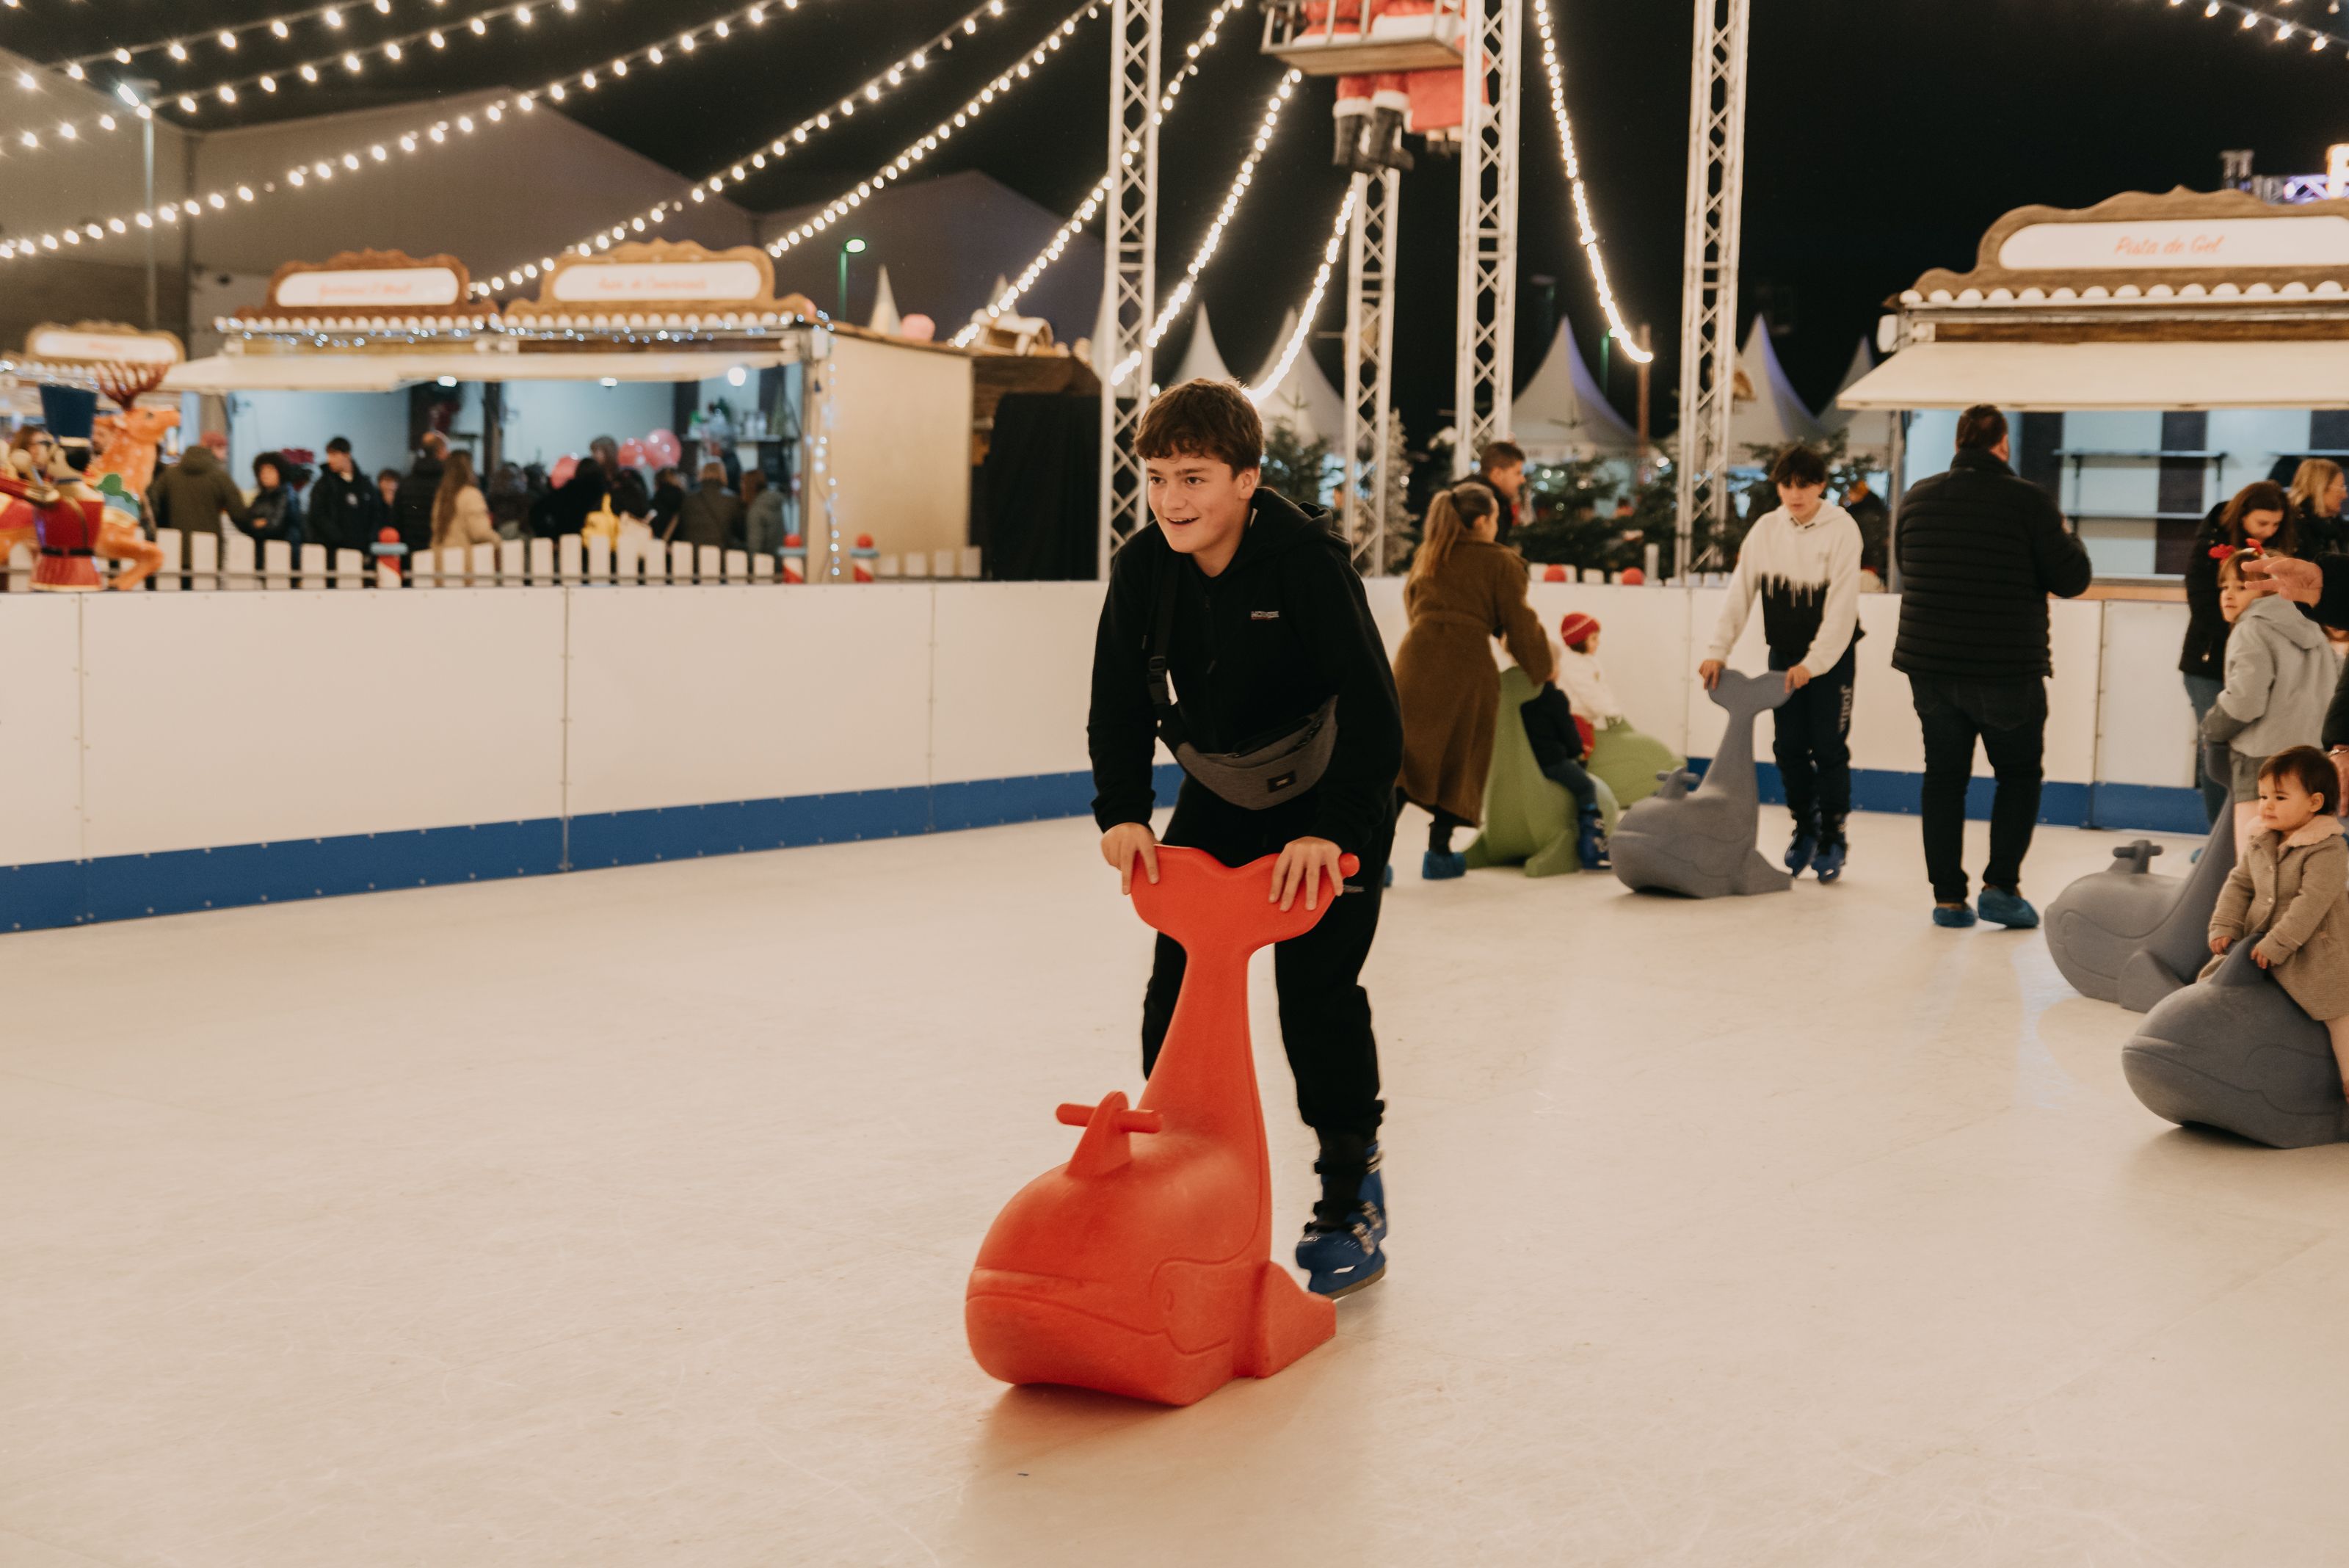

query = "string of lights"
[0,0,931,264]
[8,0,639,146]
[2145,0,2344,52]
[1532,0,1649,365]
[1110,70,1301,385]
[45,0,504,70]
[761,2,1094,262]
[950,0,1251,346]
[1247,183,1357,404]
[471,0,1031,296]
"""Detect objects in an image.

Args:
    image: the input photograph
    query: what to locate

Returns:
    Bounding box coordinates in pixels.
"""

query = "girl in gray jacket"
[2205,551,2337,857]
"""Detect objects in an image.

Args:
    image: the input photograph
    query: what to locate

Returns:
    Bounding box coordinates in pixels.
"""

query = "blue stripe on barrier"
[1688,758,2201,834]
[1,763,1194,935]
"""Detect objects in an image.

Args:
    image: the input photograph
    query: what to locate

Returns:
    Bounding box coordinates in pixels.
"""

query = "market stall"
[1841,188,2349,577]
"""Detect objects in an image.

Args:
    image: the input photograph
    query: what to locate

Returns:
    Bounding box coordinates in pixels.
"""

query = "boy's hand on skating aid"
[1698,658,1724,690]
[1271,837,1346,914]
[1785,664,1812,693]
[1101,822,1160,896]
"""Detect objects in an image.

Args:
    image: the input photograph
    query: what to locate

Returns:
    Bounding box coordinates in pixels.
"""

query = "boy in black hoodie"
[1089,379,1404,1297]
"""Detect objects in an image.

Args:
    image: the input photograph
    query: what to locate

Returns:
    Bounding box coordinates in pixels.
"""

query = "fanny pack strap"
[1146,554,1196,754]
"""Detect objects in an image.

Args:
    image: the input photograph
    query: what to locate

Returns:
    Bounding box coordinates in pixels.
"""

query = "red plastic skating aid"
[966,846,1359,1406]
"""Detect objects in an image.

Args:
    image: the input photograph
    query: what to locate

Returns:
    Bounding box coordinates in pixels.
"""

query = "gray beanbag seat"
[1611,669,1793,899]
[2044,819,2237,1012]
[2122,940,2349,1148]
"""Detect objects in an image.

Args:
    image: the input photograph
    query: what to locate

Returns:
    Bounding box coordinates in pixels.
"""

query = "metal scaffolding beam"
[1674,0,1751,576]
[1342,167,1399,576]
[1453,0,1523,478]
[1097,0,1163,577]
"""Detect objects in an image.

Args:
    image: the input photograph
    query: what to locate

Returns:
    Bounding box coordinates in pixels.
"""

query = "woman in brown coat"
[1394,481,1554,879]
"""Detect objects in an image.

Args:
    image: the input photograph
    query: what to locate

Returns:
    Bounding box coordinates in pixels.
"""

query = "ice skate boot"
[1296,1139,1386,1298]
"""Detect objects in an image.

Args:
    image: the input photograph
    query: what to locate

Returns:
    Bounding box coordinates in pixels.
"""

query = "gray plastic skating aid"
[2122,937,2349,1148]
[1611,668,1794,899]
[2044,819,2236,1012]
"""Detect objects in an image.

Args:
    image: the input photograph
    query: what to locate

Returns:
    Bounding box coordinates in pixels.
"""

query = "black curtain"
[980,393,1099,581]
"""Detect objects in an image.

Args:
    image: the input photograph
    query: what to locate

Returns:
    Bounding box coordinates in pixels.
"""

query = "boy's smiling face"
[1147,452,1257,574]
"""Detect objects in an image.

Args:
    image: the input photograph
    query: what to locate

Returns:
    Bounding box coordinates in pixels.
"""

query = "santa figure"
[1,424,54,570]
[1303,1,1466,173]
[0,385,164,592]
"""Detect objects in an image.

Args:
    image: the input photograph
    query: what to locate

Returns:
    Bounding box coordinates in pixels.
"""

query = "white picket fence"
[1,534,987,591]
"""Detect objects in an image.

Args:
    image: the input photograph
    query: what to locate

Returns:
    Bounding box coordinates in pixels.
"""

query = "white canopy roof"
[1732,316,1829,450]
[1171,303,1235,387]
[167,349,800,395]
[1250,308,1346,448]
[1837,339,2349,412]
[1511,318,1638,460]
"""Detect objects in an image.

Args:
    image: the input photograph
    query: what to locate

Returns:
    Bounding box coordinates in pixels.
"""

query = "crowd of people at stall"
[126,429,792,565]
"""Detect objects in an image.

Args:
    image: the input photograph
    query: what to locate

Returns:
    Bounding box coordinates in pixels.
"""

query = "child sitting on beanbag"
[2204,745,2349,1097]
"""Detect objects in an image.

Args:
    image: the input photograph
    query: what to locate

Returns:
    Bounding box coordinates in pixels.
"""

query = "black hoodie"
[1089,490,1403,857]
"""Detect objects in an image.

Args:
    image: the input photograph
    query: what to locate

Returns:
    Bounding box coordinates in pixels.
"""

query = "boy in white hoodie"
[2203,551,2335,858]
[1699,445,1865,881]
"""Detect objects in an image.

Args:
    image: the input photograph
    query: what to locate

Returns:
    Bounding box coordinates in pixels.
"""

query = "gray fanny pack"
[1147,558,1339,810]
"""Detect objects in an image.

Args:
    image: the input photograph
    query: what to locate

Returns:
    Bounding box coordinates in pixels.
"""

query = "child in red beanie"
[1518,611,1611,869]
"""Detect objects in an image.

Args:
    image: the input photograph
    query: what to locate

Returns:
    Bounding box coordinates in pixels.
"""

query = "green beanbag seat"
[1586,721,1685,810]
[1464,665,1621,879]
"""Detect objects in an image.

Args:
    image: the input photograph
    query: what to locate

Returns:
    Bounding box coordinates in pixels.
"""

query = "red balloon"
[1542,565,1567,582]
[617,438,647,468]
[550,454,579,489]
[645,429,683,469]
[1621,567,1647,585]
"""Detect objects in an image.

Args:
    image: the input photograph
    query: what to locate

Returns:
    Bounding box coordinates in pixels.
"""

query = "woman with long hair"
[1393,481,1554,879]
[2183,480,2297,827]
[429,449,498,555]
[2289,457,2348,558]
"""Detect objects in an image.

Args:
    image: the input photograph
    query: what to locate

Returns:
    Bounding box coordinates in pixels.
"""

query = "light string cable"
[0,0,854,263]
[7,0,638,146]
[41,0,604,70]
[1532,0,1649,363]
[1109,67,1302,384]
[950,0,1251,346]
[762,0,1097,266]
[1246,181,1358,402]
[474,0,1036,294]
[2138,0,2345,53]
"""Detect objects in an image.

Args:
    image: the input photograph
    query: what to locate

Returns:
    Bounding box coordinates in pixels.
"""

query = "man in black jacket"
[1090,379,1404,1299]
[305,436,386,555]
[1894,405,2094,931]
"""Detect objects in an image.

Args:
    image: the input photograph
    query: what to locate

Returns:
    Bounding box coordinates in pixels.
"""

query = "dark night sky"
[12,0,2349,439]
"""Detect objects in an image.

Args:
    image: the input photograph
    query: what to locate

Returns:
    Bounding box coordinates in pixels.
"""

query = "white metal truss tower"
[1341,167,1400,576]
[1673,0,1751,575]
[1097,0,1163,576]
[1452,0,1523,479]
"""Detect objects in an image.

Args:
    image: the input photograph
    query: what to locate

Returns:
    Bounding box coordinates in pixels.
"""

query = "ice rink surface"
[7,805,2348,1566]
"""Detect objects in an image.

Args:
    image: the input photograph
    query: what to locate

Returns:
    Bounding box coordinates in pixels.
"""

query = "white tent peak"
[866,266,902,335]
[1511,316,1638,461]
[1250,308,1346,450]
[1731,315,1829,452]
[1820,336,1896,459]
[1171,303,1235,387]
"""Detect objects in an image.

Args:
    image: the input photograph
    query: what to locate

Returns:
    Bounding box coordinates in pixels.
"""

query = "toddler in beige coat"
[2204,746,2349,1094]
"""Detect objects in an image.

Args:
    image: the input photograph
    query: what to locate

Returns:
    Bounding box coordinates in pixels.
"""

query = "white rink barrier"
[1,529,979,591]
[0,581,2206,934]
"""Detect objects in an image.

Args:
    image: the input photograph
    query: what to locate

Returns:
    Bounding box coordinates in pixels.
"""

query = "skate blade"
[1314,1257,1389,1300]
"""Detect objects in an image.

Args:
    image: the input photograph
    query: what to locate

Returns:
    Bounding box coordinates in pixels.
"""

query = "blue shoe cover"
[1933,903,1978,929]
[1422,850,1467,880]
[1977,888,2040,929]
